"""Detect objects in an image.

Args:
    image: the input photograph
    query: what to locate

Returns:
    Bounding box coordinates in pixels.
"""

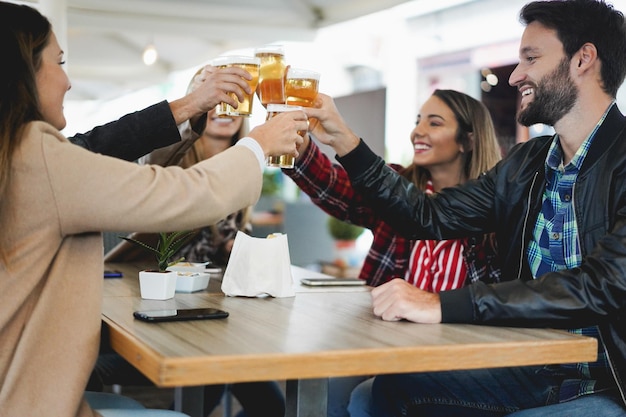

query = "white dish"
[174,272,210,293]
[167,262,210,273]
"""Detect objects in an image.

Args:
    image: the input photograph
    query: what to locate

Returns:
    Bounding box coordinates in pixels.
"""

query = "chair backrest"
[103,231,130,256]
[103,232,155,263]
[282,200,335,267]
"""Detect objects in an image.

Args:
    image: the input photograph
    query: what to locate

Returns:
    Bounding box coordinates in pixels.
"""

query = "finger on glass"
[211,55,260,117]
[265,104,305,169]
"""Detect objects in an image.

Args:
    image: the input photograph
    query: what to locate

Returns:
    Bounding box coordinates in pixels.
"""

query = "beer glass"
[212,55,260,117]
[265,104,304,169]
[255,45,286,107]
[285,67,320,107]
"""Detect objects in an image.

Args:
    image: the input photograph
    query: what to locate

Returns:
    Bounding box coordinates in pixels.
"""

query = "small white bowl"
[167,262,210,273]
[174,272,210,293]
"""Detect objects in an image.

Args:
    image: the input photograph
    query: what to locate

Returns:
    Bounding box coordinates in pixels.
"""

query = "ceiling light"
[486,73,498,86]
[142,44,158,66]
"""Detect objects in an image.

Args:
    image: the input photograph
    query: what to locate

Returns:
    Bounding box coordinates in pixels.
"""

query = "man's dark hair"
[520,0,626,97]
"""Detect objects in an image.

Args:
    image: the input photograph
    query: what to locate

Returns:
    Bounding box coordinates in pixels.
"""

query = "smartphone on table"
[300,278,366,287]
[133,307,229,322]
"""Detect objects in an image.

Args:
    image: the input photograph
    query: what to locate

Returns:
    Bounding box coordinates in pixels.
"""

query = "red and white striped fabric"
[404,181,467,292]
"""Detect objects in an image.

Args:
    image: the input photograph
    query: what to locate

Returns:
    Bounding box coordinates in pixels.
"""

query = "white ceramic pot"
[139,270,177,300]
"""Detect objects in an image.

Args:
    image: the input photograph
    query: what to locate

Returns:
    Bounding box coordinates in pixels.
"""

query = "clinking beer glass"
[212,55,260,117]
[265,104,305,169]
[285,67,320,107]
[255,45,286,107]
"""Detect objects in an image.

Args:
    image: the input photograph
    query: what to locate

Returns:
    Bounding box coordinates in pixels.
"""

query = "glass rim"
[286,67,321,80]
[266,103,304,112]
[254,44,285,55]
[211,55,261,66]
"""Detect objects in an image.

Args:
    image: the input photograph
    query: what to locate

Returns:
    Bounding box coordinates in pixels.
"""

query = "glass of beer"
[285,67,320,107]
[265,104,304,169]
[255,45,286,107]
[212,55,260,117]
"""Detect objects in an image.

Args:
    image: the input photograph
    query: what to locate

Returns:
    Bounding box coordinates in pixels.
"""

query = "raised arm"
[305,94,496,240]
[67,101,180,161]
[67,65,255,161]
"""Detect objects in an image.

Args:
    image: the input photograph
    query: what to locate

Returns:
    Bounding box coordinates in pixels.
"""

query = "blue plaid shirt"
[527,104,615,401]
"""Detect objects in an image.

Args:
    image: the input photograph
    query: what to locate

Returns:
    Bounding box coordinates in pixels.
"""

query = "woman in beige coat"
[0,3,306,417]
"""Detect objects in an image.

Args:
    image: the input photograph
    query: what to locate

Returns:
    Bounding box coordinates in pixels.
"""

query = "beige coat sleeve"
[39,123,261,234]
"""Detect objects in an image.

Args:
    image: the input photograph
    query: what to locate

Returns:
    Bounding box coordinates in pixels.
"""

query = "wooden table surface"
[102,262,598,416]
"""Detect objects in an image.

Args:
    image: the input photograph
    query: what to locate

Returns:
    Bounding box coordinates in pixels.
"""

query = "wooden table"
[102,262,598,417]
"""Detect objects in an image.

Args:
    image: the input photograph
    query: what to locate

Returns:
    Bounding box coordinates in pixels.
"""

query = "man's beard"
[517,58,578,127]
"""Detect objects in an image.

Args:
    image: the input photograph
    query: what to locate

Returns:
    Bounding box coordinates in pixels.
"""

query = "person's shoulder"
[507,135,553,155]
[21,122,92,166]
[15,122,75,170]
[493,136,553,176]
[23,121,69,143]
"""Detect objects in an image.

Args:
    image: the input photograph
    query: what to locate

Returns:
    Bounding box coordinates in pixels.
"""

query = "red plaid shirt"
[284,141,501,288]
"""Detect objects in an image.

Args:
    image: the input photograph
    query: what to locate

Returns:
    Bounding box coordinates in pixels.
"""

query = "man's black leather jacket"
[338,105,626,405]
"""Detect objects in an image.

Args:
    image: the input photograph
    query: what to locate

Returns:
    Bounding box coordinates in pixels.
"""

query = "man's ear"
[575,42,598,72]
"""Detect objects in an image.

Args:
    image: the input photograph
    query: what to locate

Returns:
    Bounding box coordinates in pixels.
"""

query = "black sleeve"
[67,100,181,161]
[440,287,475,322]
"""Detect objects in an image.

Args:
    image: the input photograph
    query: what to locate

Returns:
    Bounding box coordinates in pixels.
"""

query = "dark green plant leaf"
[119,230,195,272]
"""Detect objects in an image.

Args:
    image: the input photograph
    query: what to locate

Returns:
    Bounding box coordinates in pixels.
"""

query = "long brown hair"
[401,89,501,189]
[0,2,51,196]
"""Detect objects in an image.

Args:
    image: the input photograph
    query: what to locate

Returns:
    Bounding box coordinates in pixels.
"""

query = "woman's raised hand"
[303,93,361,157]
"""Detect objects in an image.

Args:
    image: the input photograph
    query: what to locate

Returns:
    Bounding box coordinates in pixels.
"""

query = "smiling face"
[410,95,465,177]
[509,21,578,127]
[34,32,71,130]
[204,108,244,140]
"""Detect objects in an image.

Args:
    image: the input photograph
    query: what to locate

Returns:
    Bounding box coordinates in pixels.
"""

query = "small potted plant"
[121,231,195,300]
[326,217,365,268]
